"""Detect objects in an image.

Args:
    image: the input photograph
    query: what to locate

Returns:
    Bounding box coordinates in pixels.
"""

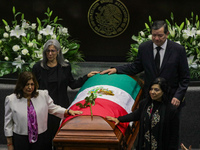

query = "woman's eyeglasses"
[46,49,57,53]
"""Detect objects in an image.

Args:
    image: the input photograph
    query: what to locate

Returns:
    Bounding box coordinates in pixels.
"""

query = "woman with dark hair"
[106,77,179,150]
[4,72,82,150]
[32,39,99,149]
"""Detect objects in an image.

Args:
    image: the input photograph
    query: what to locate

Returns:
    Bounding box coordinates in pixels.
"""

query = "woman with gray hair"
[32,39,99,150]
[40,39,69,69]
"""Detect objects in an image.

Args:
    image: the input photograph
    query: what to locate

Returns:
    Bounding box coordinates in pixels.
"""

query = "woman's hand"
[7,145,14,150]
[6,137,14,150]
[64,109,83,117]
[87,71,100,78]
[181,143,192,150]
[105,116,120,125]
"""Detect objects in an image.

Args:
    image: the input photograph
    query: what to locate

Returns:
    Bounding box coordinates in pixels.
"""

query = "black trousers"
[13,131,49,150]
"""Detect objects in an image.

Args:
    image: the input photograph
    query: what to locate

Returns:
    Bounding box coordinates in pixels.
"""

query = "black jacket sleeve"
[67,64,88,89]
[118,99,146,122]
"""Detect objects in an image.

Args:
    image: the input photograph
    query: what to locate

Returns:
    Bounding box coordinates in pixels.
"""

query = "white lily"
[138,39,143,44]
[12,55,25,69]
[196,30,200,36]
[10,25,26,38]
[140,31,145,37]
[51,34,57,39]
[182,27,196,37]
[5,25,10,31]
[148,34,152,40]
[34,48,43,60]
[39,25,54,36]
[187,56,196,65]
[176,41,181,45]
[169,27,176,37]
[62,47,69,54]
[22,20,30,29]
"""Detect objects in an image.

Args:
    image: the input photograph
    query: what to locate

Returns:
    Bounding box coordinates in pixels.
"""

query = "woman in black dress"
[106,77,179,150]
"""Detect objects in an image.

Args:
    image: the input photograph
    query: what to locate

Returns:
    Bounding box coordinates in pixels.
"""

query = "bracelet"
[67,109,70,114]
[7,143,12,146]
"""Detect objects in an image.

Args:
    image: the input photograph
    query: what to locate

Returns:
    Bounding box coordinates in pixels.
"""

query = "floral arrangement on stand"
[0,7,84,77]
[127,12,200,80]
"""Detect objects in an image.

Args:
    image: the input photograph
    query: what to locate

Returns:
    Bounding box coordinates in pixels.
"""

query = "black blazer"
[116,39,190,108]
[32,61,88,108]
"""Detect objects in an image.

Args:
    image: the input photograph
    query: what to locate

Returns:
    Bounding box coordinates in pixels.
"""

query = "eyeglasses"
[46,49,57,53]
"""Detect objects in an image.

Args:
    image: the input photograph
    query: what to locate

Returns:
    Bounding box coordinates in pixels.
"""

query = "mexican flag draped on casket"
[59,74,142,134]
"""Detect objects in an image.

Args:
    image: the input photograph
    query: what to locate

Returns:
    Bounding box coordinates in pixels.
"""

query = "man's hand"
[100,68,117,75]
[171,97,180,108]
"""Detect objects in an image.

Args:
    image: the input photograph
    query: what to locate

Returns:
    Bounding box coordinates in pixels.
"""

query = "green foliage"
[0,6,84,77]
[127,12,200,79]
[76,93,97,120]
[189,66,200,80]
[76,93,97,108]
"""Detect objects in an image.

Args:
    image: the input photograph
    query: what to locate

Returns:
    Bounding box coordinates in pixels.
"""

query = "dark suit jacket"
[116,39,190,108]
[118,99,179,150]
[32,61,88,108]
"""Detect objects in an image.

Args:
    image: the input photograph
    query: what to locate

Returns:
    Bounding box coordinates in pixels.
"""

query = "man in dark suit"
[100,20,190,109]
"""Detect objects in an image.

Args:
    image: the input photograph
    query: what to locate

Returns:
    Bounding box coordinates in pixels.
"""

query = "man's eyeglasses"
[46,49,57,53]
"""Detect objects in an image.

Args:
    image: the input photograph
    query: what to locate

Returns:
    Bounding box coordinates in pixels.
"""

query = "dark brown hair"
[14,71,39,99]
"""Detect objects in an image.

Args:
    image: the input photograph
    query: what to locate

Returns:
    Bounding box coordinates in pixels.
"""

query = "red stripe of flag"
[59,98,129,135]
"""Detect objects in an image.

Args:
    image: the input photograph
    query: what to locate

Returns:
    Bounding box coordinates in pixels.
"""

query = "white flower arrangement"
[0,7,84,77]
[127,12,200,79]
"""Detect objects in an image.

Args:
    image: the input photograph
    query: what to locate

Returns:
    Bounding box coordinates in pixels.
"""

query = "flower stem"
[89,103,93,120]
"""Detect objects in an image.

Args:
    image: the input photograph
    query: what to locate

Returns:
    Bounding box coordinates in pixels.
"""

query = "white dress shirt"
[153,40,167,68]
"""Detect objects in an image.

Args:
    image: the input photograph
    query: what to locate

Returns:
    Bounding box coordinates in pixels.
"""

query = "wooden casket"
[53,74,143,150]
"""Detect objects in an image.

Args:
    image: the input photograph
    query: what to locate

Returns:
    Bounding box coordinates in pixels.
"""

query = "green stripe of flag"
[78,74,141,100]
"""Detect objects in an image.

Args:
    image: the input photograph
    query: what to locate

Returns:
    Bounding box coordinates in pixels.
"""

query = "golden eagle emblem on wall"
[88,0,130,38]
